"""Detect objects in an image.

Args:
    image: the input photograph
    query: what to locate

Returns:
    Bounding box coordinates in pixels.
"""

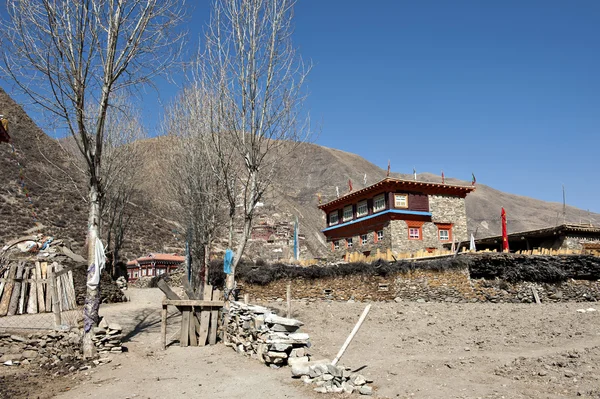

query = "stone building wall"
[327,221,392,260]
[429,194,468,243]
[390,220,441,253]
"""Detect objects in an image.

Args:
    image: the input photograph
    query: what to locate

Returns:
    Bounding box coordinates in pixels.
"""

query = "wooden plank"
[197,284,212,346]
[43,262,51,312]
[7,263,25,316]
[35,262,46,312]
[27,266,38,314]
[162,299,224,307]
[531,287,541,304]
[208,289,221,345]
[180,310,190,347]
[55,263,64,311]
[0,267,6,300]
[189,310,198,346]
[67,270,76,309]
[161,304,168,350]
[60,246,86,264]
[18,267,30,314]
[156,278,181,301]
[48,264,62,327]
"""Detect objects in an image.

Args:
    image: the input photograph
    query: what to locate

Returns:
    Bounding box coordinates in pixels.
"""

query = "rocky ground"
[1,288,599,398]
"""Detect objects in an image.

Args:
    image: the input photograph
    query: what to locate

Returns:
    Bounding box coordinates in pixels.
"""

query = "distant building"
[126,253,184,282]
[474,224,600,254]
[318,177,475,258]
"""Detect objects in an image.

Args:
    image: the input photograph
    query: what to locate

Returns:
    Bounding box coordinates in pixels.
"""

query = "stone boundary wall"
[242,268,600,304]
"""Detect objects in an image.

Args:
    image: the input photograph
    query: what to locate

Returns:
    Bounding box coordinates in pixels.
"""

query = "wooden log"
[197,284,212,346]
[55,263,64,311]
[161,304,168,350]
[208,289,221,345]
[18,267,30,314]
[35,262,46,312]
[48,264,62,327]
[332,304,372,366]
[180,310,190,347]
[27,266,38,314]
[8,263,25,316]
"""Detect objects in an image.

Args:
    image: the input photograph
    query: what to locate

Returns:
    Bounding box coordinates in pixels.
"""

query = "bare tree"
[202,0,311,298]
[101,104,147,279]
[163,86,225,293]
[1,0,185,357]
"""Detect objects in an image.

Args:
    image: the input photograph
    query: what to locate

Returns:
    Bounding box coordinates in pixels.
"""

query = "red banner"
[501,207,509,252]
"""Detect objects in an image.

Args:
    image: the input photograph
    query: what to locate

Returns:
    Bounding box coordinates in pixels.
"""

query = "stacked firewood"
[225,301,311,368]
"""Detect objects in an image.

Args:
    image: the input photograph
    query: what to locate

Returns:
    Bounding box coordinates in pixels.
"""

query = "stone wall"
[242,268,600,304]
[429,194,468,242]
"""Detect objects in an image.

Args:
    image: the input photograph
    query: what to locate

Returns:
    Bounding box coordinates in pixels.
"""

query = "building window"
[334,240,340,250]
[394,194,408,208]
[134,271,138,278]
[377,230,384,241]
[357,200,368,217]
[347,238,353,248]
[361,234,368,245]
[329,211,339,226]
[142,269,146,276]
[373,194,386,213]
[439,229,450,241]
[409,227,421,240]
[343,205,353,222]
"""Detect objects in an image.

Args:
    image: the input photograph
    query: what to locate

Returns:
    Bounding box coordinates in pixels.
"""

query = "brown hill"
[1,88,599,261]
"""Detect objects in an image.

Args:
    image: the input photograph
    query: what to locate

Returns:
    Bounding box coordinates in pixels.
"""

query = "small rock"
[538,370,548,376]
[359,385,373,395]
[564,370,576,378]
[313,387,327,393]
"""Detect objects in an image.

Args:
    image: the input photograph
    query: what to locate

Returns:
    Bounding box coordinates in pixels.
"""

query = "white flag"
[336,186,340,198]
[363,173,367,185]
[470,233,476,251]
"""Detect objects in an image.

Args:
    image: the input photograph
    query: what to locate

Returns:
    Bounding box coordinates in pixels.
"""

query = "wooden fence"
[0,261,77,329]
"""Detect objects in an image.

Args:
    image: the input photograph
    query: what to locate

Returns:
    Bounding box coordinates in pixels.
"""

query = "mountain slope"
[1,87,599,261]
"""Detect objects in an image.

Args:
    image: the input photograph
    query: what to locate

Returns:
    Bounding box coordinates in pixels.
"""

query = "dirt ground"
[3,288,600,399]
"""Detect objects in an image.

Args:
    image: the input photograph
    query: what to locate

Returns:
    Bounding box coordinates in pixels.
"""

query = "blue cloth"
[224,249,234,274]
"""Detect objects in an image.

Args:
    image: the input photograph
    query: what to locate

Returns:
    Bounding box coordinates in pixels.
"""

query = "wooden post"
[208,289,221,345]
[48,264,62,328]
[286,282,291,318]
[161,303,167,350]
[243,293,249,304]
[332,304,371,366]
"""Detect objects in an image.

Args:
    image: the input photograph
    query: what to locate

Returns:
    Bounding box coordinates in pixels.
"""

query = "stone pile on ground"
[225,301,311,368]
[0,329,82,368]
[91,318,124,354]
[116,276,127,290]
[290,360,374,395]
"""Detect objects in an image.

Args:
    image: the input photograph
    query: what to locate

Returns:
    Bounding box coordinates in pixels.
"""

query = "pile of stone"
[116,276,127,290]
[0,329,81,368]
[225,301,311,367]
[291,360,374,395]
[92,318,124,354]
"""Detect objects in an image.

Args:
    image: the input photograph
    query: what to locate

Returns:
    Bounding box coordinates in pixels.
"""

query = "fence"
[0,260,81,331]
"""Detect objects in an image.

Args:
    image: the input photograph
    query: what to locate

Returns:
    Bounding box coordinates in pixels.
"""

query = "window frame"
[361,234,368,245]
[347,237,353,248]
[343,205,353,222]
[373,194,386,213]
[357,200,368,217]
[408,227,421,240]
[329,211,339,226]
[439,229,450,241]
[377,230,384,241]
[334,240,340,250]
[394,193,408,209]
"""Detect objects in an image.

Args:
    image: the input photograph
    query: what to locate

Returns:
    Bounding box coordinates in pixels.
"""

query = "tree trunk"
[82,183,101,358]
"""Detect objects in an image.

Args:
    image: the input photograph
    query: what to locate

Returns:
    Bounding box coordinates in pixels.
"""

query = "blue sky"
[4,1,600,212]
